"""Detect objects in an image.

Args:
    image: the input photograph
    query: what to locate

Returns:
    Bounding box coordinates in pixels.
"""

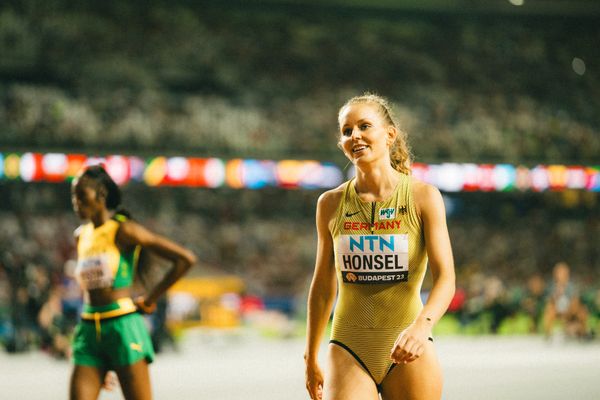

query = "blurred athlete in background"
[70,165,196,400]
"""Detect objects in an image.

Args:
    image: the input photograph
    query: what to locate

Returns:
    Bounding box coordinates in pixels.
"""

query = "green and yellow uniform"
[330,174,428,385]
[72,217,154,368]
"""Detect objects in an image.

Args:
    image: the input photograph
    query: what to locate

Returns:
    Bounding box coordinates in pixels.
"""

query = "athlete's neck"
[90,209,113,228]
[354,166,400,202]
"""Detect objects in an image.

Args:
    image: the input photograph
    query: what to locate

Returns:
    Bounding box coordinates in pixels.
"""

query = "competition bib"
[75,255,114,290]
[337,234,409,284]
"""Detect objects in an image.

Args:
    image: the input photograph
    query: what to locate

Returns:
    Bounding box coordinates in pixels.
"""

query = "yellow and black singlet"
[330,174,428,384]
[75,216,140,320]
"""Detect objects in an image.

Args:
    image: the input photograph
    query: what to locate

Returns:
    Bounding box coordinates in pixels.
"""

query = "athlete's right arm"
[305,189,340,400]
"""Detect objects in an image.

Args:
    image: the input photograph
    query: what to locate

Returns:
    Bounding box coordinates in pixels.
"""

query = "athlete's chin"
[75,210,89,220]
[353,156,374,166]
[354,151,391,166]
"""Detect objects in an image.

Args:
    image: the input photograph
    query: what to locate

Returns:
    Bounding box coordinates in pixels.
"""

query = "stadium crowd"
[1,1,599,163]
[0,185,598,356]
[0,0,599,360]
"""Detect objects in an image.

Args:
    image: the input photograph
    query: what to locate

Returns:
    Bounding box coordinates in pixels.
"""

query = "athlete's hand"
[135,296,157,314]
[305,359,324,400]
[390,319,432,364]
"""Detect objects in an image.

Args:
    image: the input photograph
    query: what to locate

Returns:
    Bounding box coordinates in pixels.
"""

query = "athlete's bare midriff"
[86,287,131,306]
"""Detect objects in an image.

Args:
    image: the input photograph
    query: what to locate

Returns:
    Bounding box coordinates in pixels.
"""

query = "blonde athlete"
[70,165,196,400]
[305,94,455,400]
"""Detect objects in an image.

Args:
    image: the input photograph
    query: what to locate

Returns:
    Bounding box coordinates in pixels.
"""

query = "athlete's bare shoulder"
[318,182,346,209]
[410,175,438,195]
[73,224,87,240]
[410,176,443,218]
[316,181,347,223]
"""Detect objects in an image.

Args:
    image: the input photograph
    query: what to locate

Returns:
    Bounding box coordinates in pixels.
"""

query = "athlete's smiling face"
[338,103,396,166]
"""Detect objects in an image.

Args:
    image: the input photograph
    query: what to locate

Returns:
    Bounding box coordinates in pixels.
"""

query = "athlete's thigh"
[69,365,104,400]
[324,343,379,400]
[114,359,152,400]
[380,341,442,400]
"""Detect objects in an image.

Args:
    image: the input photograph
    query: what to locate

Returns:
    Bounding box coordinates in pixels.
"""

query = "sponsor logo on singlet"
[75,254,114,290]
[337,234,409,284]
[379,207,396,220]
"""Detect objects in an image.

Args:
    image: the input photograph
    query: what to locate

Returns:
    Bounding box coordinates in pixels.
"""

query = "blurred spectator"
[582,288,600,338]
[459,271,485,330]
[519,273,547,333]
[482,275,513,334]
[446,286,466,314]
[149,296,175,353]
[542,262,590,340]
[37,287,71,359]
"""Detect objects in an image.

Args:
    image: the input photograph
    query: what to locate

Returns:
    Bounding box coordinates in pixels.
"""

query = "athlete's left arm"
[117,220,197,310]
[415,182,456,327]
[391,181,455,364]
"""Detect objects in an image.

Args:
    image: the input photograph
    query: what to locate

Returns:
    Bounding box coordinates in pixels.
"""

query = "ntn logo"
[349,235,395,252]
